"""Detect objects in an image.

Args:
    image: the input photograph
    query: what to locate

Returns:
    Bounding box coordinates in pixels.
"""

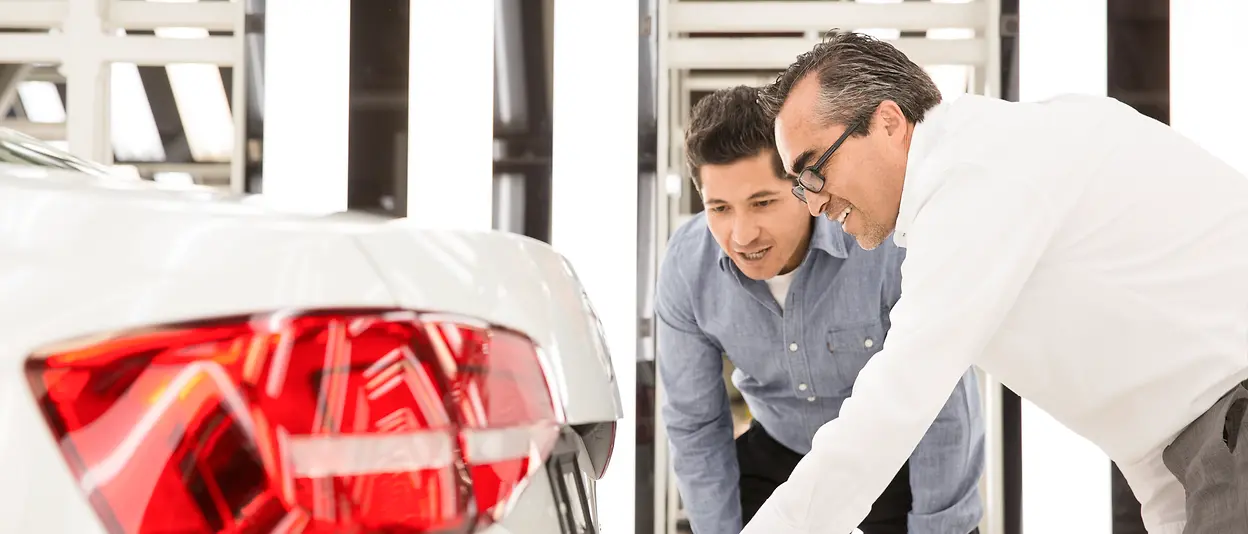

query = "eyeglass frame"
[791,120,863,203]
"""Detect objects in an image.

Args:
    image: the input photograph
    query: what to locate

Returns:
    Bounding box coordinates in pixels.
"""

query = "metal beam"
[667,37,988,70]
[668,1,990,33]
[0,34,236,65]
[517,0,553,243]
[104,35,237,65]
[681,73,778,92]
[0,0,235,30]
[0,119,65,140]
[494,0,531,237]
[131,161,232,181]
[0,64,33,119]
[107,1,237,32]
[228,0,249,193]
[62,0,110,164]
[0,1,67,29]
[24,66,64,84]
[137,64,192,163]
[0,0,247,188]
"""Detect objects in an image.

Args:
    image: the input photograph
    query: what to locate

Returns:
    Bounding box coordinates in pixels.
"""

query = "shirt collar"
[717,215,849,272]
[893,98,954,248]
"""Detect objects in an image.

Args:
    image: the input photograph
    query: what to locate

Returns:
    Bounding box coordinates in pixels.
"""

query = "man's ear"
[875,100,908,138]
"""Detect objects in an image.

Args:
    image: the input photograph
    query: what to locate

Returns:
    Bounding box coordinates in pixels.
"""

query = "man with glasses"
[656,85,984,534]
[742,31,1248,534]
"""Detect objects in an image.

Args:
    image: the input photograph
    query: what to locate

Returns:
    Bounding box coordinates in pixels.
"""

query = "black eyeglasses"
[791,121,861,203]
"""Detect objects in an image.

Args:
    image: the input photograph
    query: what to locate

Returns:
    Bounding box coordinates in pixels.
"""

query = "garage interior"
[0,0,1224,533]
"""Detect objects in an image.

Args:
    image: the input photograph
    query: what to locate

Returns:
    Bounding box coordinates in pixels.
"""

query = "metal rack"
[649,2,1004,532]
[0,0,249,191]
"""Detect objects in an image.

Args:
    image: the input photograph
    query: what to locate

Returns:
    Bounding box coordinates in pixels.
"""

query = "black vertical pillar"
[997,2,1022,534]
[514,0,553,243]
[635,0,660,530]
[1107,0,1168,531]
[347,0,409,217]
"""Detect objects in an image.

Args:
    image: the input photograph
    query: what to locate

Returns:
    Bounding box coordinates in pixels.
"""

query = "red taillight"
[25,310,561,534]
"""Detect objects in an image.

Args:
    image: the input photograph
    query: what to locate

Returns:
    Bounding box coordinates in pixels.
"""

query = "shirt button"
[798,383,808,391]
[788,342,798,352]
[807,396,816,402]
[864,338,874,348]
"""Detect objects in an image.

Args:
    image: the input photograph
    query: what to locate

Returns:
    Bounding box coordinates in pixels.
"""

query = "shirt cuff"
[739,499,800,534]
[740,500,864,534]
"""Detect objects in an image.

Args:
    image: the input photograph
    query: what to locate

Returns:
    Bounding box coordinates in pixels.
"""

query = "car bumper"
[487,434,601,534]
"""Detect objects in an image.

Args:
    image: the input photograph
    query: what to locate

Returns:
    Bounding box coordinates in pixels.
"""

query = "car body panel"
[0,159,619,532]
[0,170,399,532]
[0,168,398,361]
[0,368,110,532]
[357,225,624,425]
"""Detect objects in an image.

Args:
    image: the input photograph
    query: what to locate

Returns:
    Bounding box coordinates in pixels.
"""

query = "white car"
[0,130,622,534]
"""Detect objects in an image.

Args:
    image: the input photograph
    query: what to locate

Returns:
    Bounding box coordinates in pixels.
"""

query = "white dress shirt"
[742,93,1248,534]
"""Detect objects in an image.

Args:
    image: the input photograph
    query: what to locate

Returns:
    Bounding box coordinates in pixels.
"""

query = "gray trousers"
[1162,379,1248,533]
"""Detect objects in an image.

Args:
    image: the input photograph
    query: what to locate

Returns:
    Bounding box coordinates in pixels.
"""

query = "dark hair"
[684,85,785,188]
[758,30,942,135]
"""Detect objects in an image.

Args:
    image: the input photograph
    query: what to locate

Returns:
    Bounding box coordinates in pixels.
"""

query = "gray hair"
[758,30,942,135]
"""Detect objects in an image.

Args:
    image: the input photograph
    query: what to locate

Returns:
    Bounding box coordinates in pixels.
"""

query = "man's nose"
[732,216,761,246]
[806,190,830,217]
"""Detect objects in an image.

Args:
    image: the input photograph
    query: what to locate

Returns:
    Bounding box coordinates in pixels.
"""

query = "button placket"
[784,291,814,400]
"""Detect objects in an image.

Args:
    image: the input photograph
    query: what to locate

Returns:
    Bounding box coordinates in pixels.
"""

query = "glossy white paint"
[0,161,621,532]
[356,223,624,425]
[482,463,594,534]
[0,366,107,532]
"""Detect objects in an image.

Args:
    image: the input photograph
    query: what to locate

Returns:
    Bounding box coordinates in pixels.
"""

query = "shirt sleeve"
[741,165,1065,534]
[655,247,743,534]
[878,240,987,533]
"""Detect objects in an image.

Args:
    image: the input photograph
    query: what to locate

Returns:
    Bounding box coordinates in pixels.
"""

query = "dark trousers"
[1161,379,1248,533]
[1111,462,1149,534]
[735,421,915,534]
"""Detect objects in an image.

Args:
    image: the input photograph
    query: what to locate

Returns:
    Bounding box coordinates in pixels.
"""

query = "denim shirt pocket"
[818,322,886,396]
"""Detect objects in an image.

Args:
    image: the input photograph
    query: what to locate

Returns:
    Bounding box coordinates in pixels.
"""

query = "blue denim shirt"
[656,213,984,534]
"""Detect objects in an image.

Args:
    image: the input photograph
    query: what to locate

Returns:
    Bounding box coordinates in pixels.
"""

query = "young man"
[742,31,1248,534]
[655,86,984,534]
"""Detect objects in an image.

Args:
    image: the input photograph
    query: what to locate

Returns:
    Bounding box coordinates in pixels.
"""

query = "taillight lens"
[25,310,561,534]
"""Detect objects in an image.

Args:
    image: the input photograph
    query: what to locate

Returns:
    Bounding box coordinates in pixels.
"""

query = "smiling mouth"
[833,205,852,224]
[739,247,771,261]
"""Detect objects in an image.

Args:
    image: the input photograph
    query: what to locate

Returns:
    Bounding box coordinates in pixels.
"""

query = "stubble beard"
[853,217,893,250]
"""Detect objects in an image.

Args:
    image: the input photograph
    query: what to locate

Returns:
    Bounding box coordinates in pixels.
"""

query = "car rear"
[0,172,620,533]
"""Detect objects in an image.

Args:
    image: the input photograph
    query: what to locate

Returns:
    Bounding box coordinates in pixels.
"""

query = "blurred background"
[1,0,1241,533]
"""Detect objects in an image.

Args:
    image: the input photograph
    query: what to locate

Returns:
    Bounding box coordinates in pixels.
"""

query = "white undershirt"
[766,268,797,313]
[742,94,1248,534]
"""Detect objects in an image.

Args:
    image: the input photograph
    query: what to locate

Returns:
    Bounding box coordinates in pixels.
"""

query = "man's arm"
[655,252,742,534]
[879,249,987,533]
[742,166,1066,533]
